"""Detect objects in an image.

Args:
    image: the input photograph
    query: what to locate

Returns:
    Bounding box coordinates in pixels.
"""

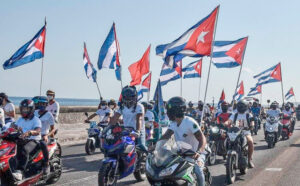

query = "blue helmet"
[32,96,48,111]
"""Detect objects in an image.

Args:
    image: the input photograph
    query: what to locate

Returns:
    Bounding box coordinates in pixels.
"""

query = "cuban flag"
[138,72,152,101]
[254,63,282,86]
[233,81,244,101]
[156,6,219,68]
[159,61,182,86]
[83,42,97,82]
[212,37,248,68]
[285,87,295,100]
[98,23,121,81]
[3,24,46,70]
[218,89,225,107]
[183,59,202,79]
[247,85,262,96]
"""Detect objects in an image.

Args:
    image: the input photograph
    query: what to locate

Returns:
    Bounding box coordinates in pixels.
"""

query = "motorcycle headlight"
[159,163,179,177]
[146,160,154,176]
[0,147,10,156]
[228,133,238,141]
[211,127,219,134]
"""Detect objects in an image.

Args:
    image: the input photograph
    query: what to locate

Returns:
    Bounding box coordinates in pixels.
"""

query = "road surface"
[52,122,300,186]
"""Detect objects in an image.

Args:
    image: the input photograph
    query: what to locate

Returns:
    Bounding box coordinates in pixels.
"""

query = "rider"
[226,100,255,168]
[250,101,261,129]
[216,101,231,127]
[186,101,196,117]
[109,86,146,151]
[46,90,60,123]
[142,102,155,140]
[33,96,56,174]
[195,101,210,122]
[11,99,42,180]
[282,103,295,133]
[85,100,112,125]
[0,92,16,124]
[160,97,207,186]
[266,101,282,138]
[108,99,117,113]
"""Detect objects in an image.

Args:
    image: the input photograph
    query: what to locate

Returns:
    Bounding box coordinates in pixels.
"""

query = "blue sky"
[0,0,299,104]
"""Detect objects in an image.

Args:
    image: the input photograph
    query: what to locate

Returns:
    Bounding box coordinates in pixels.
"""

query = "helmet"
[141,102,148,110]
[32,96,48,111]
[0,92,10,104]
[20,99,35,119]
[285,103,291,111]
[121,86,137,108]
[46,90,55,96]
[0,97,3,106]
[188,101,193,108]
[270,101,278,109]
[221,101,229,113]
[108,99,117,109]
[253,101,258,107]
[198,101,204,110]
[236,100,247,114]
[166,97,187,121]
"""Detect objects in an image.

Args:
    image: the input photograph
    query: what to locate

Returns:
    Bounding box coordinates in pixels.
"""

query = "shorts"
[242,130,251,136]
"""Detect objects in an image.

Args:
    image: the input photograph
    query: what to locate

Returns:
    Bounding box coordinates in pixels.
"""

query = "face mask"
[47,95,54,101]
[109,105,114,109]
[101,106,106,110]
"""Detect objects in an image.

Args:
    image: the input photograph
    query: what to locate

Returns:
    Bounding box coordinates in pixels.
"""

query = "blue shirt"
[16,116,42,140]
[251,107,261,116]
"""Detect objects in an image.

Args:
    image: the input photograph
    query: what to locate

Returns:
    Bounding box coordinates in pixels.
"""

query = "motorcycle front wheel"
[134,152,146,181]
[85,139,96,155]
[208,142,217,165]
[226,154,236,184]
[98,162,117,186]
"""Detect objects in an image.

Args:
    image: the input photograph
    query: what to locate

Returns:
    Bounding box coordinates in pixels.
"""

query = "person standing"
[45,90,60,123]
[0,92,16,124]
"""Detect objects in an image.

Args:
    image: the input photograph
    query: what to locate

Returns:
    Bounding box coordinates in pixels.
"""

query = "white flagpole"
[201,6,220,121]
[198,77,202,101]
[279,62,285,106]
[95,81,102,101]
[39,18,47,96]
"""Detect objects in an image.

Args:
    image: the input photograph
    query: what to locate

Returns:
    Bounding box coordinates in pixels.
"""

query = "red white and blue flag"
[183,59,202,79]
[3,24,46,70]
[254,63,282,86]
[247,84,262,96]
[98,23,121,81]
[83,43,97,82]
[159,61,182,86]
[285,87,295,100]
[138,72,152,101]
[212,37,248,68]
[218,89,226,108]
[156,6,219,68]
[233,81,244,101]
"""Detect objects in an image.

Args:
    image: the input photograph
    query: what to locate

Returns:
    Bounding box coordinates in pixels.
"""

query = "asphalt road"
[52,123,300,186]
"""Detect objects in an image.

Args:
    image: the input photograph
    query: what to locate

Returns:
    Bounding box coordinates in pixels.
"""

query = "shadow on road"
[118,180,141,185]
[62,153,102,173]
[290,143,300,147]
[254,145,268,151]
[63,152,101,159]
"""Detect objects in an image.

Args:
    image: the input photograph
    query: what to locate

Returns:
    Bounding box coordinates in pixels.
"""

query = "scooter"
[281,114,292,140]
[265,116,279,148]
[0,127,62,185]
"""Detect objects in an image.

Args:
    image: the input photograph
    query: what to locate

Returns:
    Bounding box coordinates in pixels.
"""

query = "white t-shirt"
[195,107,210,119]
[267,109,281,117]
[145,110,154,122]
[229,113,252,128]
[46,101,60,122]
[3,103,15,121]
[15,116,42,140]
[116,103,145,131]
[96,107,112,123]
[0,108,4,126]
[168,116,201,152]
[34,110,55,135]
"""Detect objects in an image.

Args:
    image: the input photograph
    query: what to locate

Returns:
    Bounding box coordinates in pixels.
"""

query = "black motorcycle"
[251,116,260,135]
[207,124,227,165]
[225,126,249,184]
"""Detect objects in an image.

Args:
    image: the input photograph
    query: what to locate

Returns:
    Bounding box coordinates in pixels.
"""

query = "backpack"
[233,113,251,127]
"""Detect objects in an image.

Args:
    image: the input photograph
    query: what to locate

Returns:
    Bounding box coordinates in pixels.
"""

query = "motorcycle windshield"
[153,138,192,167]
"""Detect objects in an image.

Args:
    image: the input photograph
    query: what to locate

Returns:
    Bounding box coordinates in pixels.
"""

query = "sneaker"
[248,161,255,169]
[12,170,23,181]
[43,166,50,175]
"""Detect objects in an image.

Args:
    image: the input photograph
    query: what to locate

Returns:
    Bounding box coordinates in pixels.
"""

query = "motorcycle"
[281,114,292,140]
[265,116,279,148]
[251,116,260,136]
[225,126,249,184]
[0,127,62,185]
[207,124,227,165]
[146,138,212,186]
[98,124,146,186]
[84,112,107,155]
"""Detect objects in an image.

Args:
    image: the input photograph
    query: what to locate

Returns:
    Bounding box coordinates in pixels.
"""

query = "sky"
[0,0,299,104]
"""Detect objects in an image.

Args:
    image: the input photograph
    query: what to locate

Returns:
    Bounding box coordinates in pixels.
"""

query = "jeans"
[194,154,206,186]
[136,131,147,152]
[40,139,49,166]
[17,140,38,171]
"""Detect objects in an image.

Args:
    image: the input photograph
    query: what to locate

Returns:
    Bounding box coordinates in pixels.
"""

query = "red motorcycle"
[281,114,292,140]
[0,127,62,185]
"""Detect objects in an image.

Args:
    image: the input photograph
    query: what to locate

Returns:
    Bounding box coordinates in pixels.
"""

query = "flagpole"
[95,81,102,101]
[198,77,202,101]
[232,36,249,102]
[39,17,47,96]
[279,62,285,106]
[201,5,220,121]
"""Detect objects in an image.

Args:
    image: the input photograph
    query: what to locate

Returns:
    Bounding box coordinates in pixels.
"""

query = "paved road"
[52,123,300,186]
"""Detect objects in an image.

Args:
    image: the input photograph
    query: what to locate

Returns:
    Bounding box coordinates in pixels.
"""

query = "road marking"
[265,168,282,171]
[57,175,97,186]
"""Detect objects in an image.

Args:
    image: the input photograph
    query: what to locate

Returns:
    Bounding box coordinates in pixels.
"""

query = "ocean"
[9,97,101,106]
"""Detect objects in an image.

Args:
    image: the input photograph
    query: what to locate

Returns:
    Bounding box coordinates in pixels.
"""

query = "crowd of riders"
[0,85,298,185]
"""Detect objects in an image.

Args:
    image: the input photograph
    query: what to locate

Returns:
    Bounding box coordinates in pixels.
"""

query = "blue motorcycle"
[98,124,147,186]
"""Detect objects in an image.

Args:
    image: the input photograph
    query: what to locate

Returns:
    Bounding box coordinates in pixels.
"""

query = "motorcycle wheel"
[85,139,96,155]
[134,153,146,181]
[56,142,62,157]
[226,155,236,184]
[267,139,273,149]
[208,142,217,165]
[46,155,62,184]
[98,162,117,186]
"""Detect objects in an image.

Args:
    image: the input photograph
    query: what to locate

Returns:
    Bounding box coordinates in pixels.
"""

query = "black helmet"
[221,101,229,113]
[253,101,258,107]
[166,97,187,121]
[20,99,35,119]
[285,103,291,111]
[237,100,247,114]
[121,86,137,108]
[188,101,193,108]
[141,102,148,110]
[270,101,278,109]
[198,100,204,110]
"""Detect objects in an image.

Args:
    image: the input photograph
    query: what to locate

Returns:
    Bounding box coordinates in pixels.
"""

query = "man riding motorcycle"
[250,101,261,130]
[216,101,231,126]
[187,101,196,117]
[46,90,60,123]
[11,99,42,181]
[266,101,282,137]
[282,103,295,133]
[225,100,255,168]
[160,96,207,186]
[196,101,210,122]
[85,100,112,125]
